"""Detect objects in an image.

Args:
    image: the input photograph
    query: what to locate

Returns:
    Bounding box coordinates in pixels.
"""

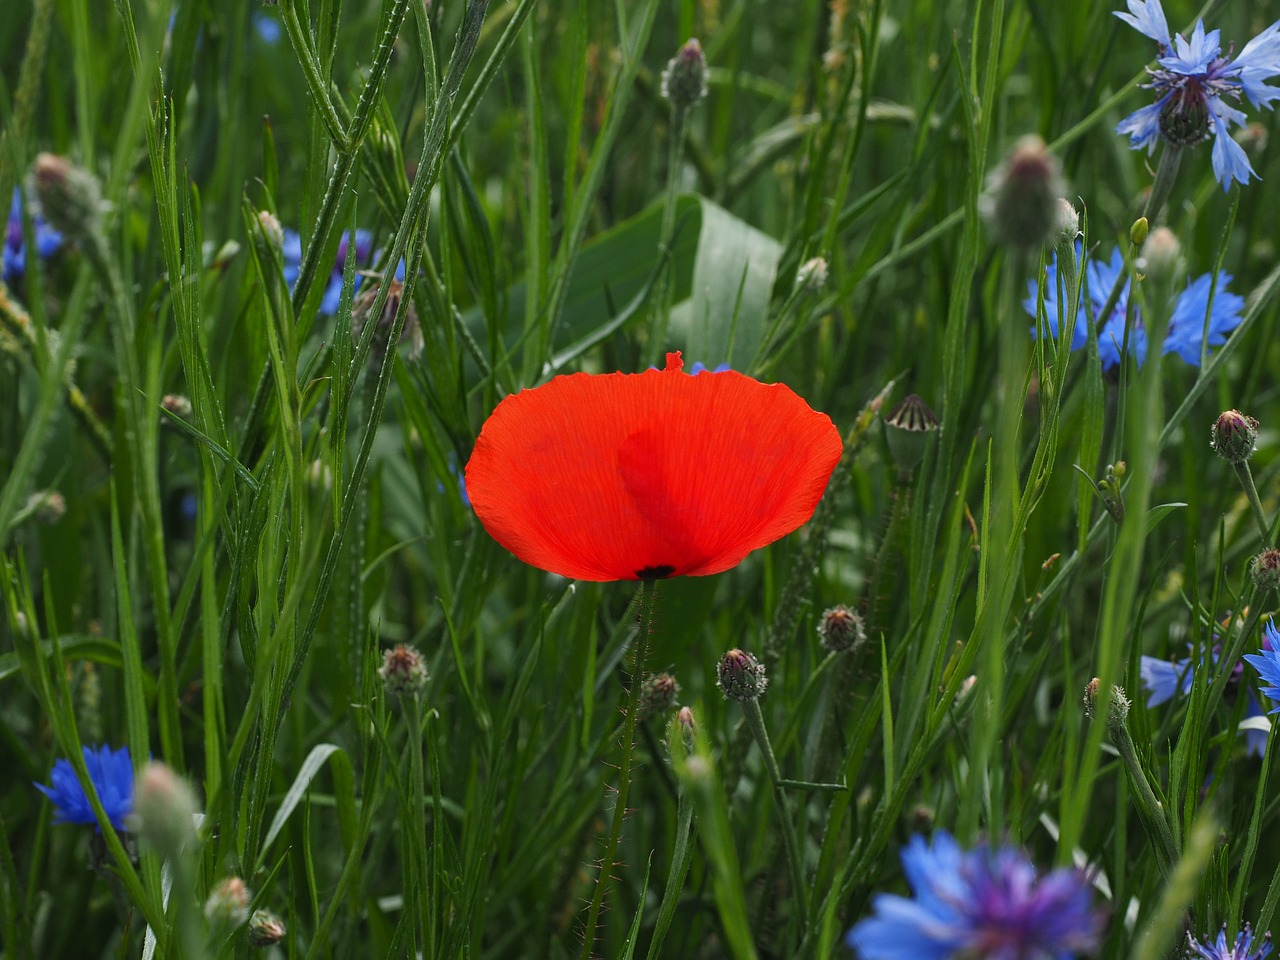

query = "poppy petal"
[465,353,843,581]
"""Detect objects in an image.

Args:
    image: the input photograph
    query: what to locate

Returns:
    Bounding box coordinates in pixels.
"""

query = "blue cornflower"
[35,744,134,831]
[689,361,731,374]
[4,187,64,284]
[282,228,373,316]
[1187,923,1273,960]
[845,830,1104,960]
[1141,642,1270,757]
[253,11,282,44]
[1026,247,1244,372]
[1244,621,1280,715]
[1115,0,1280,189]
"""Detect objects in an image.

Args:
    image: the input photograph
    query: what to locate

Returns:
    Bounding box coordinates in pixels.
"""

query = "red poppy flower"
[465,352,843,581]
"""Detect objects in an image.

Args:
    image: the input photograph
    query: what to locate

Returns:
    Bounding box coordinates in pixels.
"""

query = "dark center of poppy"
[636,564,676,580]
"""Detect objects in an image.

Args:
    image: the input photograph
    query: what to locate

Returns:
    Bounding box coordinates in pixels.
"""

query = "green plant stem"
[644,770,695,960]
[406,696,431,953]
[578,580,656,960]
[645,103,688,367]
[1233,460,1271,544]
[740,697,808,920]
[1109,712,1179,878]
[1142,144,1183,224]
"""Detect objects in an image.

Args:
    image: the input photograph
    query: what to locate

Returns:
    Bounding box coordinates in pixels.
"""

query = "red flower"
[465,352,843,581]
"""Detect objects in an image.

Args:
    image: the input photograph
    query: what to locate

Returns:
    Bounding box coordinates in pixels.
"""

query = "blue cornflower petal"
[1140,655,1195,706]
[846,830,1103,959]
[1245,628,1280,715]
[253,12,282,44]
[1187,923,1274,960]
[1116,99,1167,153]
[689,361,732,375]
[1164,271,1245,363]
[1243,694,1270,759]
[1114,0,1170,46]
[1209,112,1258,188]
[4,186,64,284]
[1234,22,1280,108]
[35,744,134,831]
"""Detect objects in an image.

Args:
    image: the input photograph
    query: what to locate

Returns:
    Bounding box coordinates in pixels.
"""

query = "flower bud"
[1053,198,1079,243]
[130,762,199,858]
[883,394,939,474]
[351,277,423,363]
[1251,549,1280,593]
[205,876,252,929]
[256,211,284,254]
[1210,410,1259,464]
[1137,226,1182,282]
[716,648,767,701]
[379,643,428,698]
[638,673,680,718]
[1130,217,1149,247]
[818,605,865,654]
[161,394,193,420]
[661,39,708,109]
[28,153,102,242]
[248,909,286,947]
[795,257,829,294]
[1159,89,1210,146]
[25,490,65,524]
[1083,678,1130,726]
[978,135,1067,249]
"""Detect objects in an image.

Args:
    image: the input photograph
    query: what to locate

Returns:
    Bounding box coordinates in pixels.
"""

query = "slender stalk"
[1107,705,1179,877]
[740,698,808,920]
[1233,460,1271,544]
[645,104,687,366]
[578,580,656,960]
[1142,144,1183,224]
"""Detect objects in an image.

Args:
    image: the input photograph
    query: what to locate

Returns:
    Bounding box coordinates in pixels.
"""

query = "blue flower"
[1139,654,1195,706]
[4,187,63,284]
[35,744,134,831]
[1115,0,1280,189]
[689,361,731,374]
[845,830,1103,960]
[1244,621,1280,715]
[1187,923,1273,960]
[282,228,373,316]
[253,11,282,44]
[1026,247,1244,372]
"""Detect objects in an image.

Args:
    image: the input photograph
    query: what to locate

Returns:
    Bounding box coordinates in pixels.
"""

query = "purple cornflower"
[1244,621,1280,715]
[1115,0,1280,189]
[282,228,373,316]
[845,830,1104,959]
[1187,923,1273,960]
[1026,246,1244,372]
[4,187,63,285]
[35,744,134,831]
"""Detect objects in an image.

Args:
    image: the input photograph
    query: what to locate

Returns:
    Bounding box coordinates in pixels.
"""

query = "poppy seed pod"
[883,394,939,474]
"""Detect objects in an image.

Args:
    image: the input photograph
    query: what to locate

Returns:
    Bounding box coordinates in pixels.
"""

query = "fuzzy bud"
[818,605,865,654]
[716,648,767,701]
[1251,549,1280,593]
[1210,410,1259,464]
[379,643,428,698]
[661,39,708,109]
[1053,198,1080,243]
[248,909,286,947]
[25,490,65,524]
[1137,226,1182,282]
[130,762,199,858]
[161,394,193,420]
[256,211,284,255]
[883,394,940,474]
[1084,678,1130,727]
[29,153,102,242]
[638,673,680,718]
[795,257,829,294]
[978,135,1067,249]
[205,876,252,929]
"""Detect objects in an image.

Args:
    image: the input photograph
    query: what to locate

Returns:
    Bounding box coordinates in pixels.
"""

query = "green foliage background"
[3,0,1280,957]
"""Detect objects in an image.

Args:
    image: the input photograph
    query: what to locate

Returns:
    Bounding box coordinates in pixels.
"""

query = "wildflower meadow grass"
[6,0,1280,957]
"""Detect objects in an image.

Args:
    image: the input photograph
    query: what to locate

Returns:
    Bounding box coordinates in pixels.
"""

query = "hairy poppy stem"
[579,579,657,959]
[740,698,809,919]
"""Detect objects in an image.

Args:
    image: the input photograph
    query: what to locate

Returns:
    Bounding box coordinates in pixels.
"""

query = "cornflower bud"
[379,643,428,698]
[1130,217,1149,247]
[978,135,1067,249]
[716,648,767,701]
[661,39,708,109]
[818,605,865,654]
[1137,226,1183,282]
[29,153,102,242]
[638,673,680,718]
[248,909,286,947]
[130,762,199,858]
[25,490,65,524]
[161,394,193,420]
[1210,410,1259,464]
[1251,549,1280,593]
[1053,198,1080,243]
[351,277,423,363]
[1083,678,1130,727]
[205,876,252,929]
